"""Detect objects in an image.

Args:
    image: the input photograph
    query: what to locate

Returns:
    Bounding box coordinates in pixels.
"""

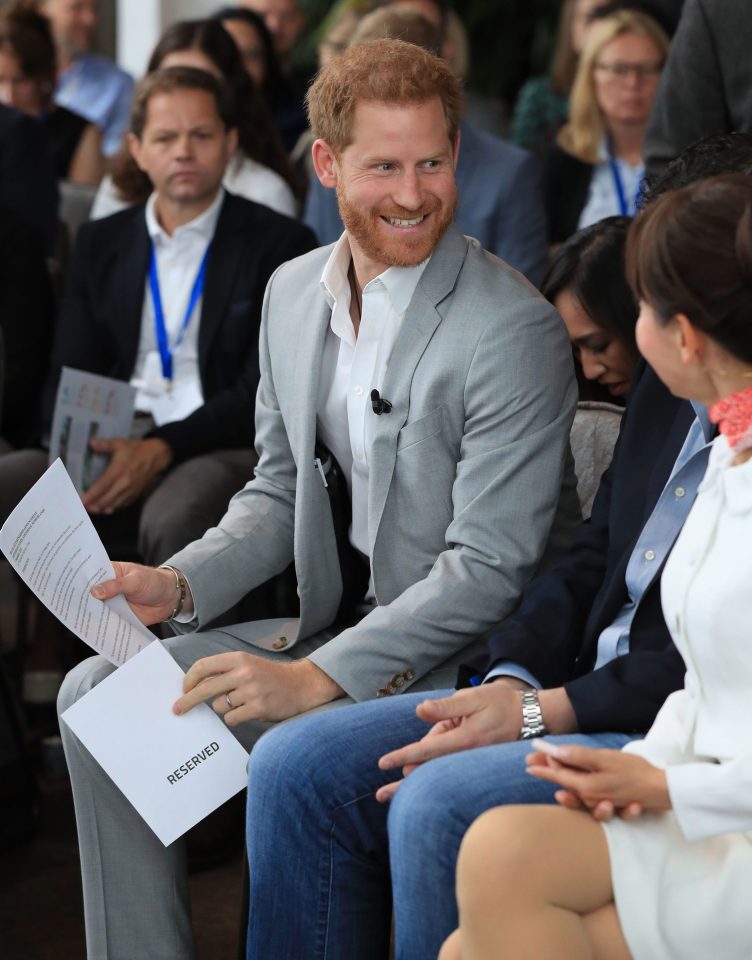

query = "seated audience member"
[0,101,57,252]
[0,66,314,566]
[444,173,752,960]
[91,18,301,220]
[0,204,54,451]
[645,0,752,178]
[543,216,639,402]
[241,133,752,960]
[0,5,104,185]
[237,0,308,84]
[213,5,307,152]
[543,9,668,244]
[303,3,549,286]
[58,39,579,959]
[510,0,607,155]
[43,0,133,159]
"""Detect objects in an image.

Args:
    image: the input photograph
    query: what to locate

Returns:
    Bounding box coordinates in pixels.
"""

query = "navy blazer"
[460,363,698,734]
[41,192,316,464]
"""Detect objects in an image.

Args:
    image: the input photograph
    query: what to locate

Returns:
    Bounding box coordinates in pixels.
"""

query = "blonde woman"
[543,9,668,244]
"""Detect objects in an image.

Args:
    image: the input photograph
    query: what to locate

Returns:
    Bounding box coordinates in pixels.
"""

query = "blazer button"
[404,668,415,681]
[376,689,387,698]
[394,676,405,687]
[385,682,396,695]
[272,636,288,650]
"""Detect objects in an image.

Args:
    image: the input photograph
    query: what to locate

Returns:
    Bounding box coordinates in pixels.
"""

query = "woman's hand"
[526,743,671,821]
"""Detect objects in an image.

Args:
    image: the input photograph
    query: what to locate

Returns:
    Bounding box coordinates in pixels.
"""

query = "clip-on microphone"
[370,389,392,415]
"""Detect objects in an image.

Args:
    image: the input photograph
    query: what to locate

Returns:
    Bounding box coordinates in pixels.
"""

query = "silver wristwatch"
[519,689,547,739]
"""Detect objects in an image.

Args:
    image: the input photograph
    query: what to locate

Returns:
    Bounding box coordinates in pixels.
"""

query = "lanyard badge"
[607,142,643,218]
[148,242,211,389]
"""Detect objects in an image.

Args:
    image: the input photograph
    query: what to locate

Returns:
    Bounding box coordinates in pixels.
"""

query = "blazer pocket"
[397,405,444,451]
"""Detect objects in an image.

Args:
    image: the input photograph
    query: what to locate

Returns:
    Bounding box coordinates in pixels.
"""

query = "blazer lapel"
[368,227,469,543]
[198,195,244,365]
[112,211,150,374]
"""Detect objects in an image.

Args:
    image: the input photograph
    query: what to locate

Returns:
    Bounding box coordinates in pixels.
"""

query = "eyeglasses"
[594,61,663,82]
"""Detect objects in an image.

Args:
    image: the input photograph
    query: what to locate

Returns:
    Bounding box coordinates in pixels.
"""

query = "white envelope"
[61,641,250,846]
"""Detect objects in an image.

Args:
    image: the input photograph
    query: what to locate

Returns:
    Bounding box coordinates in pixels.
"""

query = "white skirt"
[602,811,752,959]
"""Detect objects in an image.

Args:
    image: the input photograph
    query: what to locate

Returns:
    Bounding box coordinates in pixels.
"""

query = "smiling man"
[58,40,578,959]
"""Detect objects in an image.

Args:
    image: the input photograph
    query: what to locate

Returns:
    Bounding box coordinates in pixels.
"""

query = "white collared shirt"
[577,139,644,230]
[317,232,428,566]
[131,189,224,415]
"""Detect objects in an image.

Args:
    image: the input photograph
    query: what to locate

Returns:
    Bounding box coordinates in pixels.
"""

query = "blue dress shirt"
[55,53,134,157]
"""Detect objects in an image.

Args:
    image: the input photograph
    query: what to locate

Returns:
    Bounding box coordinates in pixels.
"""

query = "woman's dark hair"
[543,216,639,356]
[211,6,294,115]
[0,5,56,104]
[112,18,302,203]
[627,173,752,365]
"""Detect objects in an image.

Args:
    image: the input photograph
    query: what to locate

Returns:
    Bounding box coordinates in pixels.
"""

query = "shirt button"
[354,385,364,396]
[644,549,656,561]
[675,487,686,498]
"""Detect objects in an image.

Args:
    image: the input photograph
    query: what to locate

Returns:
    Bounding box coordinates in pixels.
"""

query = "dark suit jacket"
[0,104,58,253]
[541,144,594,245]
[0,205,54,448]
[644,0,751,177]
[460,362,698,734]
[41,191,316,463]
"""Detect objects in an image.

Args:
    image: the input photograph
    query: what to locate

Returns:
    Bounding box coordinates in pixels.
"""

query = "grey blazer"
[169,226,579,702]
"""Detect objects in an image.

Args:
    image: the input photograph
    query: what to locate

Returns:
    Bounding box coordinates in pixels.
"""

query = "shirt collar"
[692,401,715,443]
[145,187,225,247]
[319,231,429,318]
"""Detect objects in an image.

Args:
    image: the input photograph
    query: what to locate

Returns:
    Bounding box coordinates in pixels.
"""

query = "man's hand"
[526,744,670,821]
[90,561,193,624]
[375,683,525,803]
[173,653,345,725]
[82,437,173,514]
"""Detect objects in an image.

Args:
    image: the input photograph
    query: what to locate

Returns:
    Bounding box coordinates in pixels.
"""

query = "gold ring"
[225,692,234,710]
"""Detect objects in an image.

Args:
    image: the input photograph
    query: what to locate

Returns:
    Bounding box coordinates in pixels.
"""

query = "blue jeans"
[245,690,636,960]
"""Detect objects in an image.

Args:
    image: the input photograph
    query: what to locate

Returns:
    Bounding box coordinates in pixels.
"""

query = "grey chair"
[569,400,624,519]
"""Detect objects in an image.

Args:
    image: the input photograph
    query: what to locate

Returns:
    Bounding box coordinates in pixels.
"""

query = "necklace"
[708,384,752,450]
[348,259,362,327]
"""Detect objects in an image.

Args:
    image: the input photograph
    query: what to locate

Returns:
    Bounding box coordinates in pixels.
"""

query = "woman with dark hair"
[543,216,639,401]
[212,5,307,152]
[91,18,302,219]
[441,173,752,960]
[0,4,103,184]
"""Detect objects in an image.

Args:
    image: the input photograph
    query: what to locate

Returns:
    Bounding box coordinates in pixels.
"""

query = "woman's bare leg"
[453,805,632,960]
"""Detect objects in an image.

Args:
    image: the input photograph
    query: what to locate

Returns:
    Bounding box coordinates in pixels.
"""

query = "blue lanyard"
[607,143,643,217]
[148,242,210,384]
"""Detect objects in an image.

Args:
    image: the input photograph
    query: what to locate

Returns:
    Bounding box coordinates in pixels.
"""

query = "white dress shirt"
[317,232,428,570]
[131,188,224,416]
[577,138,644,229]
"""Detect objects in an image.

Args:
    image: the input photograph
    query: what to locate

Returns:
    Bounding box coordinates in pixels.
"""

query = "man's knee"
[57,655,115,715]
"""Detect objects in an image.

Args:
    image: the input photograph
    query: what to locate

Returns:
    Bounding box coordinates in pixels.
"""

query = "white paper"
[0,459,153,665]
[49,367,136,495]
[61,641,250,846]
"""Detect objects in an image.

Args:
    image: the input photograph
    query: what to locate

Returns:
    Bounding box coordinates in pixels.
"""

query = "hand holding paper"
[91,561,194,625]
[0,459,153,666]
[83,436,173,514]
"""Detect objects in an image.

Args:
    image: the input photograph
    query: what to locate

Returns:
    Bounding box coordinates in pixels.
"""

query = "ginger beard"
[335,178,458,268]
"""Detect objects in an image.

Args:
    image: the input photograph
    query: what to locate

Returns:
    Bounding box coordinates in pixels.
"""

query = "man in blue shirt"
[45,0,134,157]
[242,133,752,960]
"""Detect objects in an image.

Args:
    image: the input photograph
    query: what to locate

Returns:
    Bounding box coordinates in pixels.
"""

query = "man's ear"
[225,125,239,160]
[311,138,339,189]
[128,132,145,172]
